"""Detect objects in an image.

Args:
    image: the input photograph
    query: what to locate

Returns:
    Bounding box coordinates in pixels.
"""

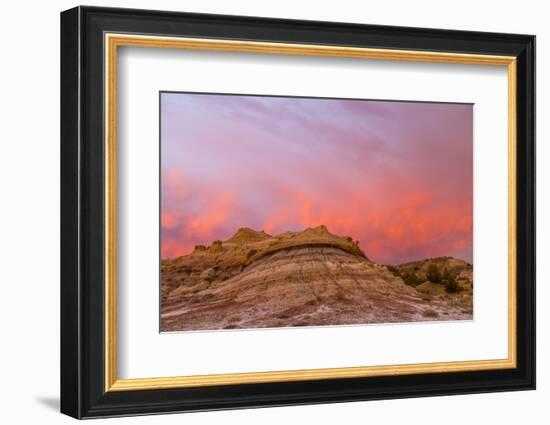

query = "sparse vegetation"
[402,272,423,287]
[426,264,442,283]
[423,309,439,318]
[442,269,462,293]
[415,282,446,296]
[390,257,472,295]
[228,315,242,323]
[386,265,401,277]
[448,295,473,313]
[161,225,473,332]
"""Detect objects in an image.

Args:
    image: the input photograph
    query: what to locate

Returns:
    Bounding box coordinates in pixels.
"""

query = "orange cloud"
[160,94,472,264]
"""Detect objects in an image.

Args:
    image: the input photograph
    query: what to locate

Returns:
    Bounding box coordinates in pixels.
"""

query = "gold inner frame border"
[104,33,517,392]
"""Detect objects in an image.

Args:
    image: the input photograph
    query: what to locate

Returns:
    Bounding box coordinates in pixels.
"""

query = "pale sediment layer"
[161,227,472,332]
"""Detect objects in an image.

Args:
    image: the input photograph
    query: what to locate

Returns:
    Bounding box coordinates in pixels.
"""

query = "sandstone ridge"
[161,226,472,331]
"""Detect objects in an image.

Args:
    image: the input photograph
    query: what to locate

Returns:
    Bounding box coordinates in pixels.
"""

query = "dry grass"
[423,309,439,318]
[228,315,242,323]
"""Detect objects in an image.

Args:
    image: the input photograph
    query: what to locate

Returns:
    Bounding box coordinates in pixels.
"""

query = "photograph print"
[160,92,473,332]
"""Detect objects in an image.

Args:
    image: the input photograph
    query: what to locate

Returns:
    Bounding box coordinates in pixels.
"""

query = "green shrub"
[402,272,422,287]
[445,280,461,293]
[442,269,462,293]
[426,264,442,283]
[386,265,401,277]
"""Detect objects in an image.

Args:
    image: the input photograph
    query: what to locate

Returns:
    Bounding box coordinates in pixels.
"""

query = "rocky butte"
[160,225,473,331]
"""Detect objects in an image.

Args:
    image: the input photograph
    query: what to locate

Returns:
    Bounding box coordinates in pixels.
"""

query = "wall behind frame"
[0,1,544,424]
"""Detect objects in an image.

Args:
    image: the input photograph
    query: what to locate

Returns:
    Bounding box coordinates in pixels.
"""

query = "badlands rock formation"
[160,226,472,331]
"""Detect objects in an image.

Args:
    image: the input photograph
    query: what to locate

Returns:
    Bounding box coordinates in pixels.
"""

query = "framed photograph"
[60,6,535,419]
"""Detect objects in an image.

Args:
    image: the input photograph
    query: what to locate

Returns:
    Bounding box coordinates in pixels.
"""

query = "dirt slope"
[161,226,472,331]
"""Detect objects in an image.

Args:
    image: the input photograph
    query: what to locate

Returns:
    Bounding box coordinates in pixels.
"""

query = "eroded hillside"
[161,226,473,331]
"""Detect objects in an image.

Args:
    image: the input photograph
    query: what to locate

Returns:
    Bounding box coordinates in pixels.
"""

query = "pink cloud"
[160,93,472,264]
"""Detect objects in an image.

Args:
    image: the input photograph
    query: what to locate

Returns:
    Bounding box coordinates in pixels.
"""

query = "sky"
[161,92,472,265]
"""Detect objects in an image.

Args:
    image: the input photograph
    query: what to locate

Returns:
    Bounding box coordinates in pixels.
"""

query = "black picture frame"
[61,5,535,419]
